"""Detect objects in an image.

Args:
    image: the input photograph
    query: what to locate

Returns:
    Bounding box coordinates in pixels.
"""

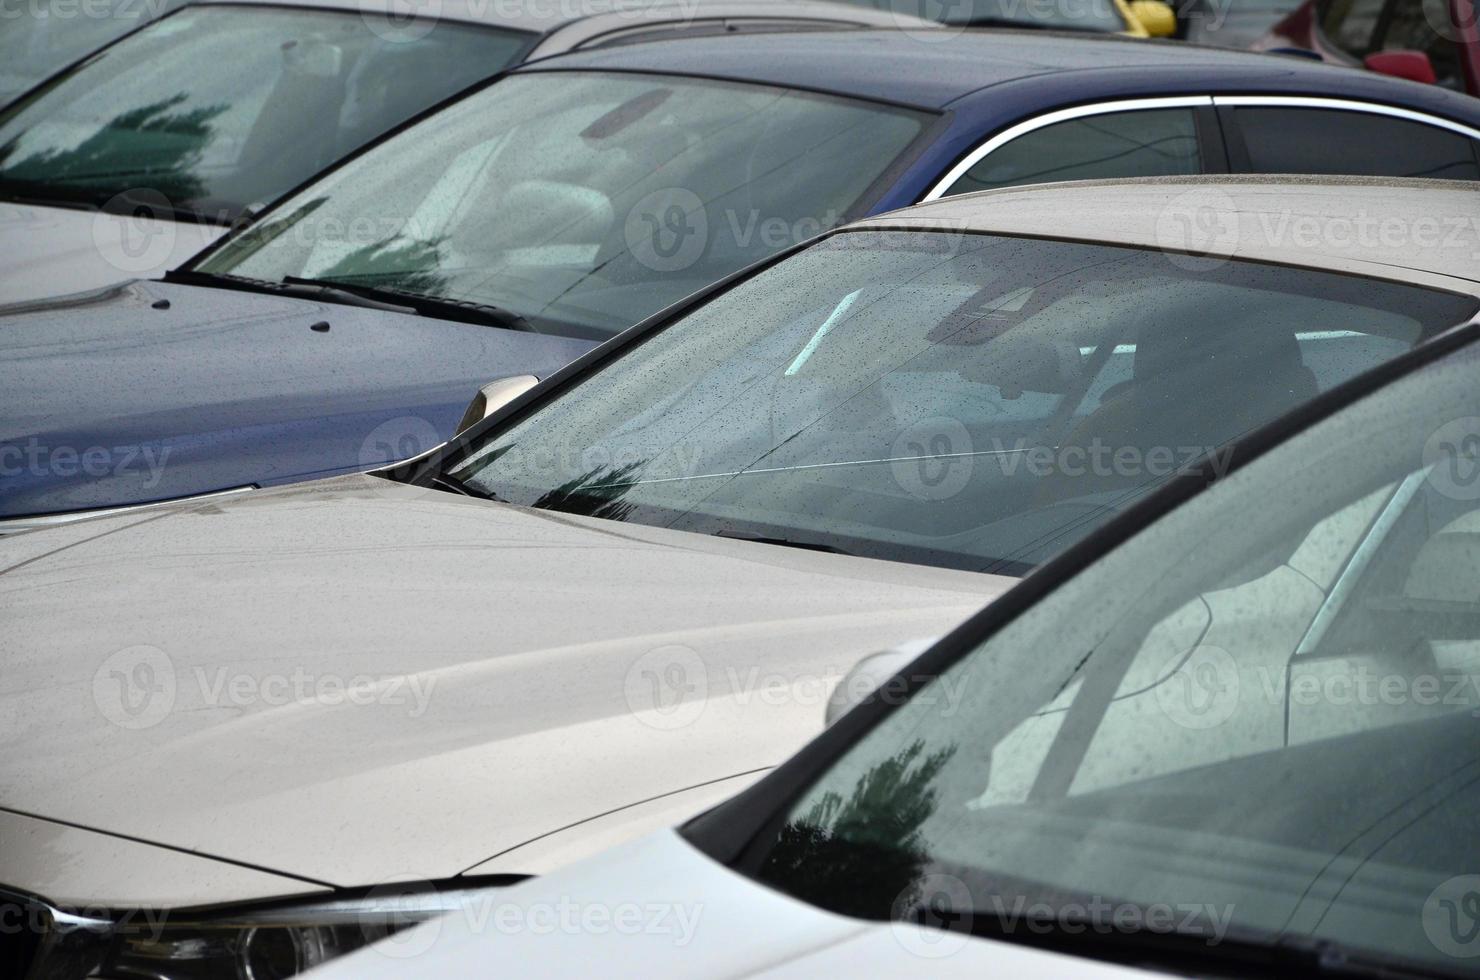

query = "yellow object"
[1117,0,1179,37]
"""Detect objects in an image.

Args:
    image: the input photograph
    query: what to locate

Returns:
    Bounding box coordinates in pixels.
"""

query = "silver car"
[2,176,1477,980]
[0,0,933,304]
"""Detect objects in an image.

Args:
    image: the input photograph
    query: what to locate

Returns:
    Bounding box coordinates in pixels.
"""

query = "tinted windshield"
[447,231,1476,574]
[744,334,1480,976]
[828,0,1124,32]
[198,71,930,338]
[0,7,531,221]
[0,0,168,107]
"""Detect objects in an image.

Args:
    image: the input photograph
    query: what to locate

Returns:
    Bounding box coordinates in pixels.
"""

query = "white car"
[3,177,1477,979]
[314,243,1480,979]
[0,0,933,305]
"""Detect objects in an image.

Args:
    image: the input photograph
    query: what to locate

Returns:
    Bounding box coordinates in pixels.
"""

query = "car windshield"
[446,230,1477,575]
[0,6,532,222]
[0,0,166,107]
[828,0,1124,32]
[196,71,931,338]
[744,333,1480,977]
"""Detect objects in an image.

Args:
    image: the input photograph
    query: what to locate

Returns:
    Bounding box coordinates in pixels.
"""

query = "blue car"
[4,28,1480,530]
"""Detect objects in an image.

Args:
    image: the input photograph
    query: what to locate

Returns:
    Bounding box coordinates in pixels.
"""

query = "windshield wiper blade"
[956,15,1108,31]
[714,532,855,556]
[281,276,535,333]
[165,270,422,315]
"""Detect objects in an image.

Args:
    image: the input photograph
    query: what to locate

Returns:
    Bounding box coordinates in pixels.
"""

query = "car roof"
[514,27,1393,109]
[187,0,932,39]
[848,175,1480,294]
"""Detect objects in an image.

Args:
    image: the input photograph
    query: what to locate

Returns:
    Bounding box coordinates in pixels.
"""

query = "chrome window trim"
[919,96,1214,202]
[920,93,1480,202]
[0,486,256,536]
[1212,94,1480,141]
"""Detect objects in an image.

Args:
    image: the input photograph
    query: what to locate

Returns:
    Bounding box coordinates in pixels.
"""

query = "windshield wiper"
[714,531,856,556]
[165,271,535,331]
[955,15,1109,31]
[281,276,535,333]
[166,270,422,315]
[0,178,226,224]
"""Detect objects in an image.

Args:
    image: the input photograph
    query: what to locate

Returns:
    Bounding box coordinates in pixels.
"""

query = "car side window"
[1225,107,1480,179]
[939,108,1203,197]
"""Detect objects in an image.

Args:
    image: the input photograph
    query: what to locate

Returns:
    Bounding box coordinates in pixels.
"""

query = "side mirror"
[825,638,939,727]
[455,375,539,436]
[1364,50,1438,85]
[1128,0,1178,37]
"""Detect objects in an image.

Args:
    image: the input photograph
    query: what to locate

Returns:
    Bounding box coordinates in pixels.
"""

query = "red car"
[1257,0,1480,96]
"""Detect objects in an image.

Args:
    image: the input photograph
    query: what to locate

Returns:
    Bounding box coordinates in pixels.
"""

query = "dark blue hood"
[0,279,597,518]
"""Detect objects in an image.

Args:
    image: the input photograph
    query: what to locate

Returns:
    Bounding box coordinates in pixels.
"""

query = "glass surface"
[202,71,930,338]
[1232,107,1480,180]
[749,337,1480,976]
[944,109,1201,196]
[0,7,530,221]
[827,0,1126,32]
[447,230,1477,575]
[0,0,169,107]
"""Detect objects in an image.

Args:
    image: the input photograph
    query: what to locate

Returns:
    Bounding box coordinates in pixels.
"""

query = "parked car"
[8,27,1480,531]
[1257,0,1480,96]
[830,0,1179,37]
[309,261,1480,980]
[3,176,1477,980]
[0,0,936,306]
[0,0,183,107]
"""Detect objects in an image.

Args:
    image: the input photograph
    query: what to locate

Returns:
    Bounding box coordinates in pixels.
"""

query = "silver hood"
[0,203,225,306]
[0,475,1011,897]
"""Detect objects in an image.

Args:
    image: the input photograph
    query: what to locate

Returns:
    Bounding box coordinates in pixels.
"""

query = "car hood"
[308,831,1165,979]
[0,202,225,306]
[0,277,595,519]
[0,475,1012,892]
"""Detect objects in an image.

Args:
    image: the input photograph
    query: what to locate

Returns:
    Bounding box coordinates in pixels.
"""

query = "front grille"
[0,895,43,980]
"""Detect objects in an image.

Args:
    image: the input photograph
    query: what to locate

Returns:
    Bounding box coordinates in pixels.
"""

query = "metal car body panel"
[859,175,1480,293]
[0,810,327,908]
[0,204,226,307]
[0,474,1012,897]
[0,280,595,520]
[308,830,1165,979]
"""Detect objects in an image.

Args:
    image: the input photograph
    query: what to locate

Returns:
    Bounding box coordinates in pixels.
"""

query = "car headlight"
[20,883,505,980]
